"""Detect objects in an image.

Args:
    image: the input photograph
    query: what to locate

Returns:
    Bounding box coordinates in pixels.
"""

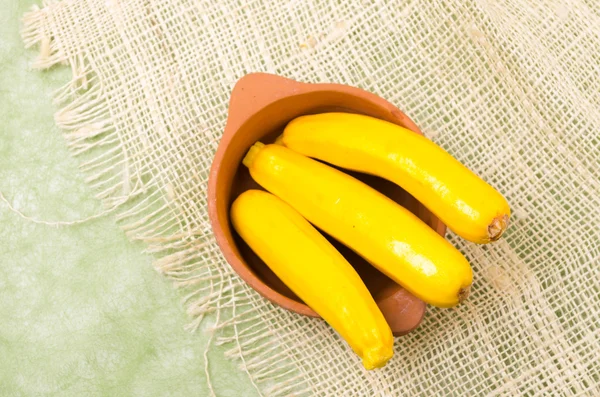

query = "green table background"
[1,1,259,395]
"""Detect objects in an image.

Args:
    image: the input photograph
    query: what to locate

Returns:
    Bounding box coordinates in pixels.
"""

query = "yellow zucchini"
[231,190,393,369]
[282,113,510,243]
[243,143,473,308]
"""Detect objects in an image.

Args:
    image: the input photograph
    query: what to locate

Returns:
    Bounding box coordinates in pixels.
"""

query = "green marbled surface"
[0,1,259,395]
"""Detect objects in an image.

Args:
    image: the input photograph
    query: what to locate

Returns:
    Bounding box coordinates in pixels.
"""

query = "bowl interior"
[214,90,443,310]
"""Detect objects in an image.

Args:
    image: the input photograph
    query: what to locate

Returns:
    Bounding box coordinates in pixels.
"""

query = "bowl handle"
[375,285,426,336]
[224,72,425,140]
[223,73,309,141]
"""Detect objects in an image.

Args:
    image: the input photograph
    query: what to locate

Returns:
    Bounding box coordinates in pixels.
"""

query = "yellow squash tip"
[458,285,471,304]
[362,345,393,370]
[242,142,265,168]
[487,214,510,242]
[274,135,285,146]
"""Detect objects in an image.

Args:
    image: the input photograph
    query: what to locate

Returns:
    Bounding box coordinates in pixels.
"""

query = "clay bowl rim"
[208,73,446,319]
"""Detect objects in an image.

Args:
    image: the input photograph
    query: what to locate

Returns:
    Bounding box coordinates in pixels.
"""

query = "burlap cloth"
[21,0,600,395]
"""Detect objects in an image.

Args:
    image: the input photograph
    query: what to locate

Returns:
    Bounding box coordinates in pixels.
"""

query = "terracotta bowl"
[208,73,446,336]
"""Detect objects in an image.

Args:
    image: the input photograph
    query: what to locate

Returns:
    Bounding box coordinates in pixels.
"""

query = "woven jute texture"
[22,0,600,395]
